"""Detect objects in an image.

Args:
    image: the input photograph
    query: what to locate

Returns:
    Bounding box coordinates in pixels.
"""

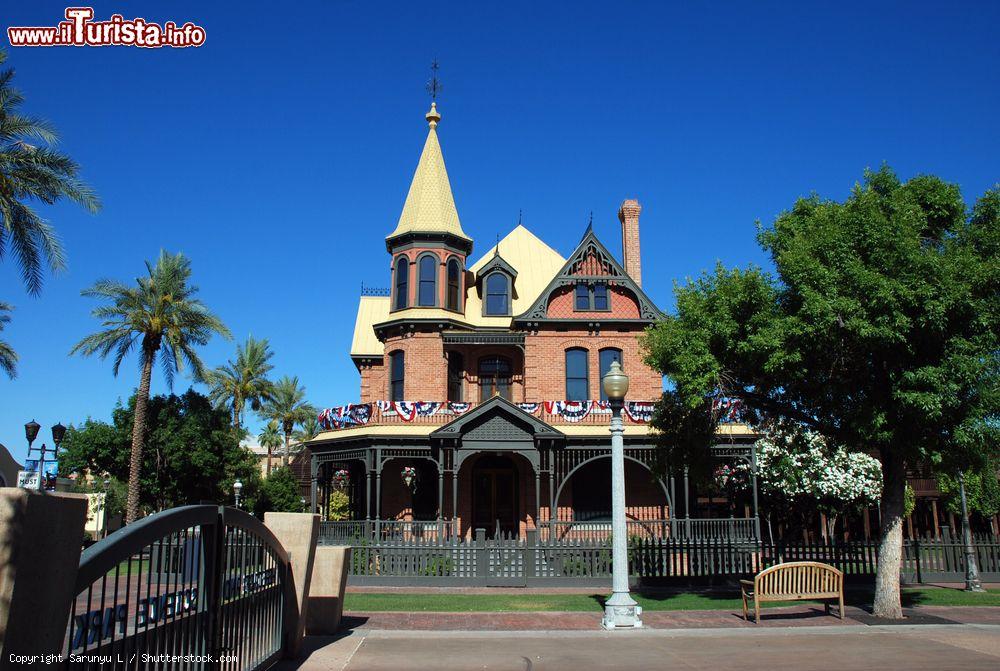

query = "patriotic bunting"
[319,399,660,428]
[712,398,743,423]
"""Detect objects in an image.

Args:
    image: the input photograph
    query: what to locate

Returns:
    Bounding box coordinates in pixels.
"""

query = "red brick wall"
[358,359,387,403]
[545,285,641,319]
[619,199,642,287]
[381,330,448,400]
[524,329,662,401]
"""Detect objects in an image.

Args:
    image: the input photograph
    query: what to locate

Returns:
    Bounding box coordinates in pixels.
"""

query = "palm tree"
[206,335,275,434]
[263,376,316,467]
[0,48,100,295]
[0,302,17,378]
[71,251,231,523]
[293,416,321,445]
[258,420,282,476]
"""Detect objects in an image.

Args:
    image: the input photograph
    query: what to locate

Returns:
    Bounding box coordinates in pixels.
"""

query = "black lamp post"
[958,471,985,592]
[103,477,111,539]
[25,419,40,448]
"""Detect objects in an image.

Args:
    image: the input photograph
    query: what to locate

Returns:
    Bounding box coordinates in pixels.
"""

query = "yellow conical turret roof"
[386,103,471,244]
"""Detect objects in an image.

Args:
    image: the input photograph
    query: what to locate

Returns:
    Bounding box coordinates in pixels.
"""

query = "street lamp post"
[958,471,985,592]
[102,477,111,539]
[601,360,642,629]
[234,480,243,509]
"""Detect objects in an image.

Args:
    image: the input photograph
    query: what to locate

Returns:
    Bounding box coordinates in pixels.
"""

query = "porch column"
[364,470,371,520]
[451,467,459,521]
[437,460,444,522]
[309,455,318,514]
[534,469,541,530]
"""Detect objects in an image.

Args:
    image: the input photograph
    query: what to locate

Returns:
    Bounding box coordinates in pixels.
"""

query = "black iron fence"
[331,532,1000,587]
[65,505,289,670]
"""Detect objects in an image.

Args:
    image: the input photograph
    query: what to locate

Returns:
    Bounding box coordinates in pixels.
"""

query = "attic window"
[484,272,510,316]
[573,283,611,312]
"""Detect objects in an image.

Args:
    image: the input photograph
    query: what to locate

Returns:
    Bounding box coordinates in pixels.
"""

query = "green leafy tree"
[0,302,16,378]
[643,168,1000,618]
[293,416,320,445]
[937,463,1000,521]
[205,335,276,435]
[72,476,127,536]
[252,466,305,516]
[0,48,99,296]
[71,251,231,523]
[60,389,260,513]
[257,419,283,476]
[263,376,315,467]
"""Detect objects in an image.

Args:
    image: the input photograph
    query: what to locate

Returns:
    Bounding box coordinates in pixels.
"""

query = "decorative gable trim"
[431,396,564,441]
[514,229,666,323]
[474,252,518,282]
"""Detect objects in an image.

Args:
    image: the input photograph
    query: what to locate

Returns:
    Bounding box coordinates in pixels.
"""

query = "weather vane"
[426,60,442,101]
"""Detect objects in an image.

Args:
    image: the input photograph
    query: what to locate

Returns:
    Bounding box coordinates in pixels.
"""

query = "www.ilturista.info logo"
[8,7,206,48]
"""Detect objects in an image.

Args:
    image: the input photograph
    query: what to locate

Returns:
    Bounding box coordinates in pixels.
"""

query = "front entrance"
[472,455,519,538]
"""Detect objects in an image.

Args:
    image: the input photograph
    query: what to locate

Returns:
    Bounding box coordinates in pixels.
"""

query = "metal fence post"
[201,506,227,671]
[914,537,923,584]
[475,528,487,583]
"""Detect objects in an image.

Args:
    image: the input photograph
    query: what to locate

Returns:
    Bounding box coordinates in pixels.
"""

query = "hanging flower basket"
[401,466,418,491]
[333,468,350,488]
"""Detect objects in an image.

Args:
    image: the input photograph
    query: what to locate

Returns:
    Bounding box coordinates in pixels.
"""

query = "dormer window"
[484,272,510,316]
[394,256,409,310]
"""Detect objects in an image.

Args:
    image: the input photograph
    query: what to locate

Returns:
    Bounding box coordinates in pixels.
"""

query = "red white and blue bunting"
[711,398,743,423]
[319,399,658,429]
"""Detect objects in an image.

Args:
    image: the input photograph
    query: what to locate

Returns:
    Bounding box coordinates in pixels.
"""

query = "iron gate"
[64,505,289,670]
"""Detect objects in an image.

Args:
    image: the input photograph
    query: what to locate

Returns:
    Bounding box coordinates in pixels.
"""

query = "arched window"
[484,272,510,316]
[394,257,409,310]
[599,348,623,402]
[565,348,589,401]
[447,351,464,402]
[389,350,405,401]
[446,258,461,311]
[418,255,437,306]
[479,356,512,401]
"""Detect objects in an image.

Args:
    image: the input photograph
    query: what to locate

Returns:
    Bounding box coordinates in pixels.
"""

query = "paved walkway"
[275,623,1000,670]
[335,604,1000,630]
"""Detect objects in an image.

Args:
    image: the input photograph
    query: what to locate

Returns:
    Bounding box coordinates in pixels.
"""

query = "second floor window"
[418,255,437,306]
[565,348,589,401]
[485,272,510,315]
[479,356,512,401]
[447,258,461,311]
[599,348,623,402]
[447,351,464,402]
[389,350,405,401]
[394,257,409,310]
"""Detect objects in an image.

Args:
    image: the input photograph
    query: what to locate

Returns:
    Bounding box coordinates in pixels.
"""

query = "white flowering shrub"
[723,429,883,537]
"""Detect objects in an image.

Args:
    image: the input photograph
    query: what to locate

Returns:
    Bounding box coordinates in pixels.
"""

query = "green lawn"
[344,587,1000,613]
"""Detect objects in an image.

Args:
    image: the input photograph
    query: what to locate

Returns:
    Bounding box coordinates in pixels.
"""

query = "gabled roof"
[514,228,666,323]
[386,103,471,245]
[474,250,518,281]
[431,396,565,440]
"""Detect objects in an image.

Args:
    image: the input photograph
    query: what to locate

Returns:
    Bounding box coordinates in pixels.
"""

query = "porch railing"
[538,517,758,542]
[319,518,755,544]
[319,519,456,544]
[316,400,659,432]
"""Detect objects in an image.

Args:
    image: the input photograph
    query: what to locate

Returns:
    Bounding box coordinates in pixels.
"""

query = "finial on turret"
[426,102,441,128]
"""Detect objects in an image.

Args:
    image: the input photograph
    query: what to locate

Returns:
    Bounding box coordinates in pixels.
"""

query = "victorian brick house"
[306,103,759,540]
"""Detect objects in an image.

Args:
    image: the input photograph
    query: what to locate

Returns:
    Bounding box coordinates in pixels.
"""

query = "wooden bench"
[740,561,844,623]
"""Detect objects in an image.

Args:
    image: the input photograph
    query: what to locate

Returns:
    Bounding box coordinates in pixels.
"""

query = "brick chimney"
[618,199,642,286]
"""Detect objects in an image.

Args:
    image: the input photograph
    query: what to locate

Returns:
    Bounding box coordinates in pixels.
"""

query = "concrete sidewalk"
[275,624,1000,670]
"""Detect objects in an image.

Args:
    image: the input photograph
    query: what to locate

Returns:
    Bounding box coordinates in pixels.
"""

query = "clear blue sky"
[2,1,998,462]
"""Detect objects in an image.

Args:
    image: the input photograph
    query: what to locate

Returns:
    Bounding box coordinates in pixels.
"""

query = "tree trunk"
[126,350,155,525]
[873,450,906,618]
[267,444,273,476]
[283,431,290,467]
[826,514,838,542]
